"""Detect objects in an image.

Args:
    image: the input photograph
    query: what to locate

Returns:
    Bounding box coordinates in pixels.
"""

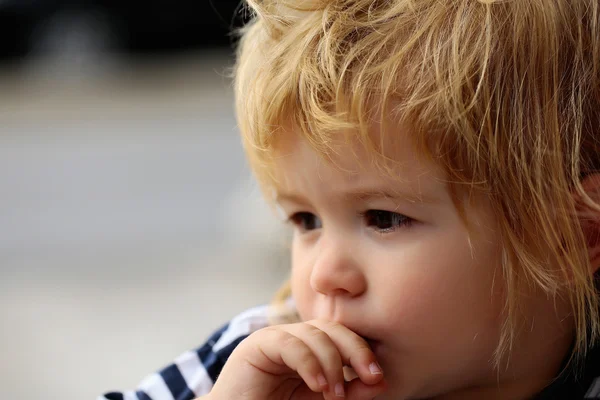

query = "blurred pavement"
[0,51,289,400]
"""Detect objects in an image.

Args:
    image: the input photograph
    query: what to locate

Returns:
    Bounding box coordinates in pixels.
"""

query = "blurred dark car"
[0,0,245,61]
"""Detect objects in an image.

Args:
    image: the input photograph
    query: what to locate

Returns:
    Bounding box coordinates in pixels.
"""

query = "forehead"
[270,125,448,203]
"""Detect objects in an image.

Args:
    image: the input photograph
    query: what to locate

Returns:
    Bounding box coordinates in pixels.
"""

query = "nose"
[309,236,367,297]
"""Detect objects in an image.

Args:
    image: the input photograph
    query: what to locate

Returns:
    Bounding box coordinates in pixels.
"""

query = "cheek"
[290,238,314,320]
[372,233,504,341]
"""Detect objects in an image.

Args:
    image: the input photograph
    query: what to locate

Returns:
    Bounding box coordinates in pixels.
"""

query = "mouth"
[362,336,381,351]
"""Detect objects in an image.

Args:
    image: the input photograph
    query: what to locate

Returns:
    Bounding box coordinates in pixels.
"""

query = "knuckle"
[257,326,301,348]
[280,332,302,348]
[308,319,344,333]
[306,325,329,340]
[303,325,343,367]
[256,326,283,340]
[353,335,370,349]
[297,346,318,366]
[357,344,373,358]
[256,325,277,335]
[350,335,372,354]
[322,320,343,330]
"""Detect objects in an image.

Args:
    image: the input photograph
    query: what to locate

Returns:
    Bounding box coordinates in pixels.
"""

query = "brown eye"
[363,210,413,233]
[288,212,322,232]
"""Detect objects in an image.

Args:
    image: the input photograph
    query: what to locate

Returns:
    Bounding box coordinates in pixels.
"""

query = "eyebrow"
[275,187,442,205]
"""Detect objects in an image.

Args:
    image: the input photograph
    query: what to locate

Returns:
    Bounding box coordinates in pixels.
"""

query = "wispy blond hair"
[233,0,600,370]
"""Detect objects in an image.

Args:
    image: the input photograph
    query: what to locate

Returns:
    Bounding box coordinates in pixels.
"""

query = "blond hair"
[233,0,600,370]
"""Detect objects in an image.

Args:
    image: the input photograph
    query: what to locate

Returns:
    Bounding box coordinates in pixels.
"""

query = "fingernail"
[369,362,383,375]
[317,373,328,388]
[335,382,345,397]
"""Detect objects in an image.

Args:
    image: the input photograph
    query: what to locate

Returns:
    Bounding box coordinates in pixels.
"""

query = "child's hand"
[207,320,387,400]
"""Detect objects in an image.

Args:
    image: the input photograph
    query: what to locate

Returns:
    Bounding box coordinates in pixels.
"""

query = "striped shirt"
[98,305,271,400]
[99,304,600,399]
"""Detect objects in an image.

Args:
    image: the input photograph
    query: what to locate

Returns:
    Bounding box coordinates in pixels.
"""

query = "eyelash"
[287,210,414,234]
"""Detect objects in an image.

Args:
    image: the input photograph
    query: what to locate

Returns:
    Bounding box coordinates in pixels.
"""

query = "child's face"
[273,129,573,399]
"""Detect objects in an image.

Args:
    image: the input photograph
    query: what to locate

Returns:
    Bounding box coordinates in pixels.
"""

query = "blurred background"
[0,1,291,399]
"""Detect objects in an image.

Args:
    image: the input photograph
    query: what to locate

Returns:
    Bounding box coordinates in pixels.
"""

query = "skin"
[205,127,577,400]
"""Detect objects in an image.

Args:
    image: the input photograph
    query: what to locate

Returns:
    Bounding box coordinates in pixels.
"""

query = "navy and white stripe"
[98,305,271,400]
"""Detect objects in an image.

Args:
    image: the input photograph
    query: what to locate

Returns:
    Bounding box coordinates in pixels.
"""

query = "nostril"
[333,288,352,296]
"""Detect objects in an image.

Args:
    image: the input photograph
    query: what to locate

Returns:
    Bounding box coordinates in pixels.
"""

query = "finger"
[343,366,359,382]
[283,323,346,399]
[306,320,384,386]
[346,378,389,400]
[290,384,341,400]
[250,327,328,394]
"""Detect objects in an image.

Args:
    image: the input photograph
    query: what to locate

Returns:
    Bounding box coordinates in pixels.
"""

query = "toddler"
[101,0,600,398]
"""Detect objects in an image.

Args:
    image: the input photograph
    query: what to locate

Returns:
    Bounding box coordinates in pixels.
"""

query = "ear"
[576,173,600,274]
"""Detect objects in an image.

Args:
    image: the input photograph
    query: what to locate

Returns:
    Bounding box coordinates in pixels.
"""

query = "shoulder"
[99,304,272,400]
[211,303,273,353]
